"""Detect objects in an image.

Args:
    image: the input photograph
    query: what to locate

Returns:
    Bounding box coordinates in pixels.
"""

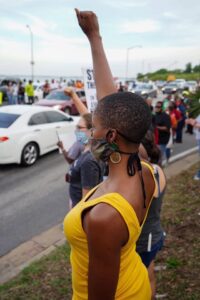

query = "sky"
[0,0,200,79]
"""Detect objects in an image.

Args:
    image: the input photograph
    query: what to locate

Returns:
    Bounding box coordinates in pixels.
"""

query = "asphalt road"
[0,151,70,257]
[0,132,197,257]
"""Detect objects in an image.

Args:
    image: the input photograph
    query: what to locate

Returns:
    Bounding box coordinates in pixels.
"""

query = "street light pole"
[125,45,142,81]
[26,25,34,82]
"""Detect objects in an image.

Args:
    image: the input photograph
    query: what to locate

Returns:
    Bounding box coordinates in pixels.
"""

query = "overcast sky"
[0,0,200,78]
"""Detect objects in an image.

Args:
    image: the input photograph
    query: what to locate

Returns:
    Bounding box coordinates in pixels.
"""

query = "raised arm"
[75,9,117,100]
[64,87,88,115]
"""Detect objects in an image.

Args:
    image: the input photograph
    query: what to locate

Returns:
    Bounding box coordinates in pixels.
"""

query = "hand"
[185,118,196,126]
[57,141,64,150]
[75,8,101,39]
[64,87,76,97]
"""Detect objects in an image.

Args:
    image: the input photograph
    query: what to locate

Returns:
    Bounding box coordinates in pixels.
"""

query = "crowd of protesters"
[1,78,85,105]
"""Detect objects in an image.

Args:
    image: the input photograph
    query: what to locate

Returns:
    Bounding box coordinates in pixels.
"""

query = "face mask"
[90,131,119,162]
[75,130,88,145]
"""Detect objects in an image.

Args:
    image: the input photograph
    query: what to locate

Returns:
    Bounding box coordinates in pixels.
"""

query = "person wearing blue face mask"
[67,113,104,208]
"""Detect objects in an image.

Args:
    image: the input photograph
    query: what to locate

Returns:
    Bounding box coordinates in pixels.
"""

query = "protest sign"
[82,68,97,112]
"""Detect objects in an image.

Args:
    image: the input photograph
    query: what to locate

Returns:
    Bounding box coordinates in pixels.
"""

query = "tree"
[193,64,200,73]
[155,68,168,74]
[189,89,200,118]
[184,62,192,73]
[137,73,144,79]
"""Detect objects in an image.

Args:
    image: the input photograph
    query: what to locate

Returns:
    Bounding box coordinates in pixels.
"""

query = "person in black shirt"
[154,101,171,165]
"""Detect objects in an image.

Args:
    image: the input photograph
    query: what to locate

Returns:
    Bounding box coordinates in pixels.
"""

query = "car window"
[28,112,48,125]
[46,91,70,101]
[0,112,20,128]
[76,91,85,97]
[45,111,72,123]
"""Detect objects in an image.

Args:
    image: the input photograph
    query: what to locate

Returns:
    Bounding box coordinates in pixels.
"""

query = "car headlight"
[53,105,62,110]
[141,91,146,95]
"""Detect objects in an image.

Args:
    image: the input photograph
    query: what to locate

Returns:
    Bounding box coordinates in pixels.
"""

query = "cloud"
[0,16,86,45]
[0,19,28,34]
[105,0,147,8]
[120,19,161,33]
[163,12,178,19]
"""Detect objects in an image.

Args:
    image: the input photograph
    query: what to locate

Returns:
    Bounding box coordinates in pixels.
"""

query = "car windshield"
[0,112,20,128]
[167,83,177,87]
[136,84,151,90]
[45,91,70,101]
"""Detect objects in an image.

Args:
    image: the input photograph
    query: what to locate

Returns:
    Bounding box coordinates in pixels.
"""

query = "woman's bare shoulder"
[83,202,129,247]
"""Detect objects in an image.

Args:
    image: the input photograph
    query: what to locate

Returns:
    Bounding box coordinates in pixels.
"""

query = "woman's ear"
[107,129,117,143]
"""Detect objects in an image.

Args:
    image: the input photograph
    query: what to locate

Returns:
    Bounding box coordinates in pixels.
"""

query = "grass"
[0,163,200,299]
[156,163,200,300]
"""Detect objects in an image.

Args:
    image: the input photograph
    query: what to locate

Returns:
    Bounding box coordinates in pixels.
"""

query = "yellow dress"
[64,162,155,300]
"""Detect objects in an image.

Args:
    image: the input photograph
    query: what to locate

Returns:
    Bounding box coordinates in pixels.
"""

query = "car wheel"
[21,142,39,166]
[64,108,71,115]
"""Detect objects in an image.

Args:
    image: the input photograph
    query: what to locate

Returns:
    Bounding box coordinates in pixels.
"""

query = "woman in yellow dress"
[64,10,157,300]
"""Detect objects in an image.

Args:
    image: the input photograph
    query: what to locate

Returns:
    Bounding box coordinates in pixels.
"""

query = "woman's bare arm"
[75,9,117,100]
[64,87,88,115]
[83,203,128,300]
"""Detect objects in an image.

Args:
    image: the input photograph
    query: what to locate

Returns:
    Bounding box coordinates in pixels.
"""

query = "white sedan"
[0,105,79,166]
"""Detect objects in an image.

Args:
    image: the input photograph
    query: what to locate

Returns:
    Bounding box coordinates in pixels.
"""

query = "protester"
[58,87,103,209]
[154,101,171,165]
[7,82,14,105]
[175,97,186,143]
[50,79,58,90]
[118,81,124,92]
[58,139,84,165]
[137,130,166,298]
[185,115,200,180]
[12,83,18,104]
[57,87,88,164]
[64,10,158,300]
[18,81,25,104]
[162,94,172,111]
[43,80,50,98]
[25,80,34,104]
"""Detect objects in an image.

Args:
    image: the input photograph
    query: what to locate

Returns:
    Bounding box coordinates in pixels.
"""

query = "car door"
[44,111,77,150]
[28,112,58,154]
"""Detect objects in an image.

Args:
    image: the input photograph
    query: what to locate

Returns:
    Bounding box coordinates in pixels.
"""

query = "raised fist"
[75,9,101,39]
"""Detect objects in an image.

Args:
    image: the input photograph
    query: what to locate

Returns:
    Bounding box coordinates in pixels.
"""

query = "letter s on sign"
[87,69,92,81]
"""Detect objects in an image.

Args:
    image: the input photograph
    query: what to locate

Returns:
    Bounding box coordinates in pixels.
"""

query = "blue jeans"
[7,94,13,105]
[158,144,167,162]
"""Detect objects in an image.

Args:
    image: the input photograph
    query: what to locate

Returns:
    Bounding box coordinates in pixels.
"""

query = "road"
[0,151,70,257]
[0,132,197,257]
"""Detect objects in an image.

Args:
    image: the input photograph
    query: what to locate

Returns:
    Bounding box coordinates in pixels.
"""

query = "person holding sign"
[58,87,103,209]
[57,87,88,164]
[63,10,158,300]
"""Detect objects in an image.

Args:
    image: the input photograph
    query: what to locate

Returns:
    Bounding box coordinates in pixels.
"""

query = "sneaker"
[193,175,200,180]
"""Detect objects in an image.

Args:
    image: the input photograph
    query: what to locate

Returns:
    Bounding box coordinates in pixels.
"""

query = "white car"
[0,105,79,166]
[184,81,198,93]
[174,79,186,89]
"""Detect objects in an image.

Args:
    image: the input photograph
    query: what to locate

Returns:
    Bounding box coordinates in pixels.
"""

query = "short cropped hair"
[94,92,151,144]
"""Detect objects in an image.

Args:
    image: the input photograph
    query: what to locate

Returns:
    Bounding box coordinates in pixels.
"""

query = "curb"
[0,150,199,285]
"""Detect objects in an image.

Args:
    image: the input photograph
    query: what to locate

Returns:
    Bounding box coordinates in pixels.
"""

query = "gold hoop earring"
[110,152,121,164]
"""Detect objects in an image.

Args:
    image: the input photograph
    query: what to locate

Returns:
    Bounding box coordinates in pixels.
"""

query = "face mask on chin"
[75,130,89,145]
[90,130,119,162]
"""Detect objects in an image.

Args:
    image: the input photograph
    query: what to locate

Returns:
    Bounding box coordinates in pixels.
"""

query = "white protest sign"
[82,68,98,112]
